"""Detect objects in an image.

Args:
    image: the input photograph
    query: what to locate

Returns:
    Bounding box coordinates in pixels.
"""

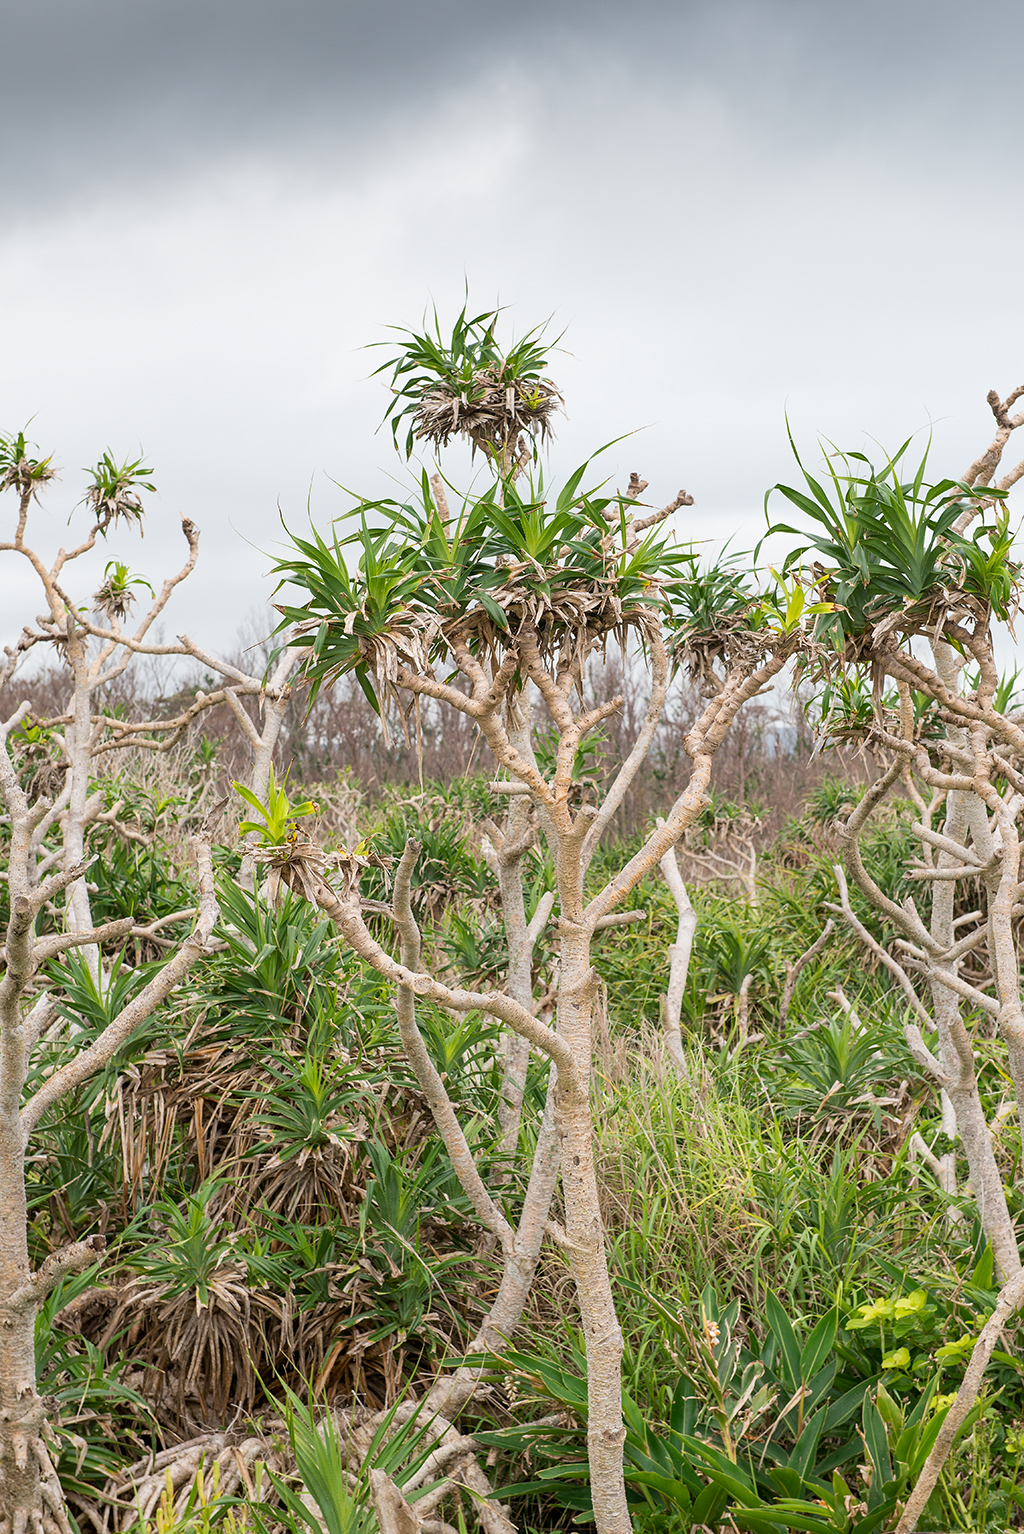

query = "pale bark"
[303,645,788,1533]
[580,637,669,877]
[490,693,550,1159]
[924,716,1017,1275]
[833,789,1020,1281]
[958,384,1024,504]
[908,1088,960,1213]
[552,918,630,1534]
[0,445,307,1534]
[585,649,793,930]
[680,812,761,904]
[925,648,1020,1277]
[104,1434,270,1532]
[267,458,795,1532]
[468,1071,561,1356]
[731,972,754,1056]
[657,837,695,1077]
[235,647,302,892]
[0,799,219,1534]
[324,863,566,1345]
[825,421,1024,1279]
[320,888,579,1084]
[896,1264,1024,1533]
[57,620,101,979]
[0,487,299,907]
[291,837,562,1434]
[390,843,515,1251]
[369,1470,420,1534]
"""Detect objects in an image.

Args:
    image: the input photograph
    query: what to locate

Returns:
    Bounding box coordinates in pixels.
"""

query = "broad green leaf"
[861,1397,892,1485]
[800,1308,838,1382]
[766,1291,803,1388]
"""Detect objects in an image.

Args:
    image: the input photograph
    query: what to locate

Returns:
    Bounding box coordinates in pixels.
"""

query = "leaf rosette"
[272,462,702,709]
[767,435,1021,665]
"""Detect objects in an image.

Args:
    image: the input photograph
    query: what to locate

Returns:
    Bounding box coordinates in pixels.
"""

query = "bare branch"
[389,841,515,1252]
[582,629,669,875]
[0,702,32,742]
[907,865,988,882]
[33,917,135,963]
[593,910,645,932]
[129,909,197,938]
[5,1235,106,1311]
[222,689,262,749]
[780,920,835,1027]
[26,858,95,918]
[318,884,582,1094]
[912,822,984,866]
[525,889,556,947]
[586,646,792,926]
[175,635,265,687]
[959,385,1024,497]
[922,962,1000,1016]
[826,867,949,1088]
[456,1456,517,1534]
[838,760,937,952]
[74,517,202,654]
[657,837,696,1077]
[625,488,693,549]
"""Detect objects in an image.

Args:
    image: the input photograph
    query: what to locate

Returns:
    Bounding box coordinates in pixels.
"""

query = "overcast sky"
[2,0,1024,658]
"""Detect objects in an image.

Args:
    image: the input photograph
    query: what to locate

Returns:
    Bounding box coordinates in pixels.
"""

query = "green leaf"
[766,1291,803,1388]
[861,1397,892,1485]
[625,1470,694,1510]
[971,1243,995,1291]
[874,1382,904,1433]
[800,1308,838,1382]
[679,1436,756,1502]
[691,1481,731,1526]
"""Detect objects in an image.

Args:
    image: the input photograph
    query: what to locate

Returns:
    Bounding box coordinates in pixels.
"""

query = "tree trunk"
[928,646,1020,1281]
[495,696,544,1158]
[495,830,533,1158]
[62,631,97,979]
[658,839,695,1078]
[0,1111,58,1534]
[556,922,630,1534]
[470,1078,561,1355]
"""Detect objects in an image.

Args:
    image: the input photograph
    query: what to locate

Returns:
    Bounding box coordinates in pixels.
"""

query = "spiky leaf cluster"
[0,430,56,500]
[271,464,703,710]
[665,552,829,693]
[373,303,562,463]
[83,451,155,534]
[767,438,1020,658]
[92,560,154,621]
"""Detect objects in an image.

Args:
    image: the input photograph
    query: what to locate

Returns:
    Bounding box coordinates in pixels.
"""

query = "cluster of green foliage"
[12,311,1024,1532]
[15,742,1023,1533]
[767,436,1020,645]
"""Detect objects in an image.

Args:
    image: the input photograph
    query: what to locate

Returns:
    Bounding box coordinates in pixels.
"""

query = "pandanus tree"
[0,433,301,1534]
[265,306,812,1534]
[767,392,1024,1530]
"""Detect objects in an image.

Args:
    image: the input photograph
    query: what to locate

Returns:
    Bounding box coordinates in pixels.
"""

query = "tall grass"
[569,1035,953,1425]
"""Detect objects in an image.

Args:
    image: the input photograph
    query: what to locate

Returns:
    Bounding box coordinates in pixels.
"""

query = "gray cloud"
[5,0,625,204]
[8,0,1023,210]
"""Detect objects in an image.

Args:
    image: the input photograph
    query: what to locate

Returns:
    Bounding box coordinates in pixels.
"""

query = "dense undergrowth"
[16,751,1024,1534]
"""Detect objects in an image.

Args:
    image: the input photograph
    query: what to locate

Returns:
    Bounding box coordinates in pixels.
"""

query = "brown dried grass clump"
[413,371,562,462]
